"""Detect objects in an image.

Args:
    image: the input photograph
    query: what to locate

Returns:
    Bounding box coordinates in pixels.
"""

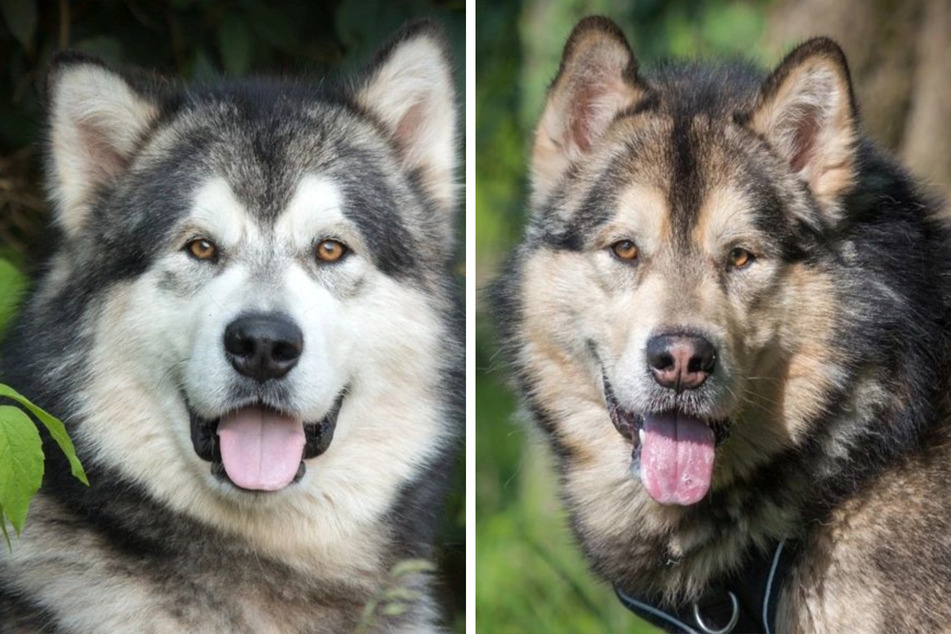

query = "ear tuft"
[531,17,645,206]
[743,37,858,209]
[46,53,160,238]
[355,20,457,215]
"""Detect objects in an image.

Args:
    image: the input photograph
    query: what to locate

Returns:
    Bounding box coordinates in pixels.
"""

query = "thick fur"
[0,20,461,633]
[491,16,951,632]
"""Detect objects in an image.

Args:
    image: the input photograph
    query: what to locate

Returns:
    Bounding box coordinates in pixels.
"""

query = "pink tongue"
[217,407,305,491]
[640,412,715,506]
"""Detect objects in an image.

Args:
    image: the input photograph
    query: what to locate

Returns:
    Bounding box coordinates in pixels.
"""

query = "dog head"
[37,19,457,546]
[498,17,860,509]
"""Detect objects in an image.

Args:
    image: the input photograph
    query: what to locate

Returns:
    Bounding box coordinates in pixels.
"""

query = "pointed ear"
[532,17,645,206]
[355,20,457,216]
[46,53,160,238]
[742,38,857,210]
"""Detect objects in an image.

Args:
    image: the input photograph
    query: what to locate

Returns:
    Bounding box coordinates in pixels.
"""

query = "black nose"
[224,314,303,382]
[646,333,716,391]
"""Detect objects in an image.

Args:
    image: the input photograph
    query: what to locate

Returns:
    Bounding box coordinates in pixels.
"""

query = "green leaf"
[0,405,44,535]
[217,15,252,75]
[389,558,436,578]
[382,586,420,602]
[0,0,36,52]
[380,602,408,617]
[355,598,379,634]
[0,385,88,486]
[0,259,27,340]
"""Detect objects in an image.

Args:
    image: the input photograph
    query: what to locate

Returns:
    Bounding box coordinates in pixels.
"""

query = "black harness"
[614,541,798,634]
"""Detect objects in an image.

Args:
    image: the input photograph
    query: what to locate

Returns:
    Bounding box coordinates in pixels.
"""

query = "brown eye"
[315,239,347,263]
[611,240,638,261]
[729,247,754,269]
[186,238,217,261]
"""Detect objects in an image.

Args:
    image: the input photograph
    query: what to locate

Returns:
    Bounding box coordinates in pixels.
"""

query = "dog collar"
[614,540,796,634]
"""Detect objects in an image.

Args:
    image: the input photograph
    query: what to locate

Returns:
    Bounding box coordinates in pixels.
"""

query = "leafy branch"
[0,384,88,548]
[356,559,436,634]
[0,258,87,549]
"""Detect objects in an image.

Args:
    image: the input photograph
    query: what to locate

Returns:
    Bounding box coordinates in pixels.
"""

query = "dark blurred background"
[0,1,465,631]
[476,0,950,632]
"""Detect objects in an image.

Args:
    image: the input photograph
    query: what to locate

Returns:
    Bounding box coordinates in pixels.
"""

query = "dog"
[0,19,461,633]
[491,16,951,633]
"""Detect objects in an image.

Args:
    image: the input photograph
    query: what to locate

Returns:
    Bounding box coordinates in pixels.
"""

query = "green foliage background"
[476,1,770,632]
[0,0,464,630]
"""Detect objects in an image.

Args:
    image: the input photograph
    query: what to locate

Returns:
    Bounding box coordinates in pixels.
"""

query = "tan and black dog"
[492,16,951,633]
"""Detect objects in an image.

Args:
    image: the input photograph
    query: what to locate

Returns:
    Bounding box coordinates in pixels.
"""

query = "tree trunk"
[765,0,951,201]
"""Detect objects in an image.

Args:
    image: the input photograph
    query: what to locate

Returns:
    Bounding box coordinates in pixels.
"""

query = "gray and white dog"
[0,20,461,633]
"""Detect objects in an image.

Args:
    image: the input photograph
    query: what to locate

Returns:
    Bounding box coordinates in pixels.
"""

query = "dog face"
[39,22,457,546]
[108,173,367,493]
[498,17,859,509]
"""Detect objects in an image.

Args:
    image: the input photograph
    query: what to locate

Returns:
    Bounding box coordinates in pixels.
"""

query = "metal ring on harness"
[692,591,739,634]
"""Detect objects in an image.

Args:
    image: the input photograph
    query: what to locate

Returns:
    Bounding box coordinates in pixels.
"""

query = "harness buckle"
[692,591,739,634]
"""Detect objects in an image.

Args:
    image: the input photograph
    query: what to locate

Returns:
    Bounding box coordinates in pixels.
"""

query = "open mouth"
[190,391,345,493]
[603,374,728,506]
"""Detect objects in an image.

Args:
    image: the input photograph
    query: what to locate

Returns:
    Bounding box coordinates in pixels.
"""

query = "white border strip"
[464,0,475,631]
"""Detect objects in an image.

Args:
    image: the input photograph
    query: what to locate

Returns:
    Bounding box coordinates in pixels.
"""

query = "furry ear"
[355,20,457,215]
[532,17,645,206]
[743,38,857,210]
[46,53,160,238]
